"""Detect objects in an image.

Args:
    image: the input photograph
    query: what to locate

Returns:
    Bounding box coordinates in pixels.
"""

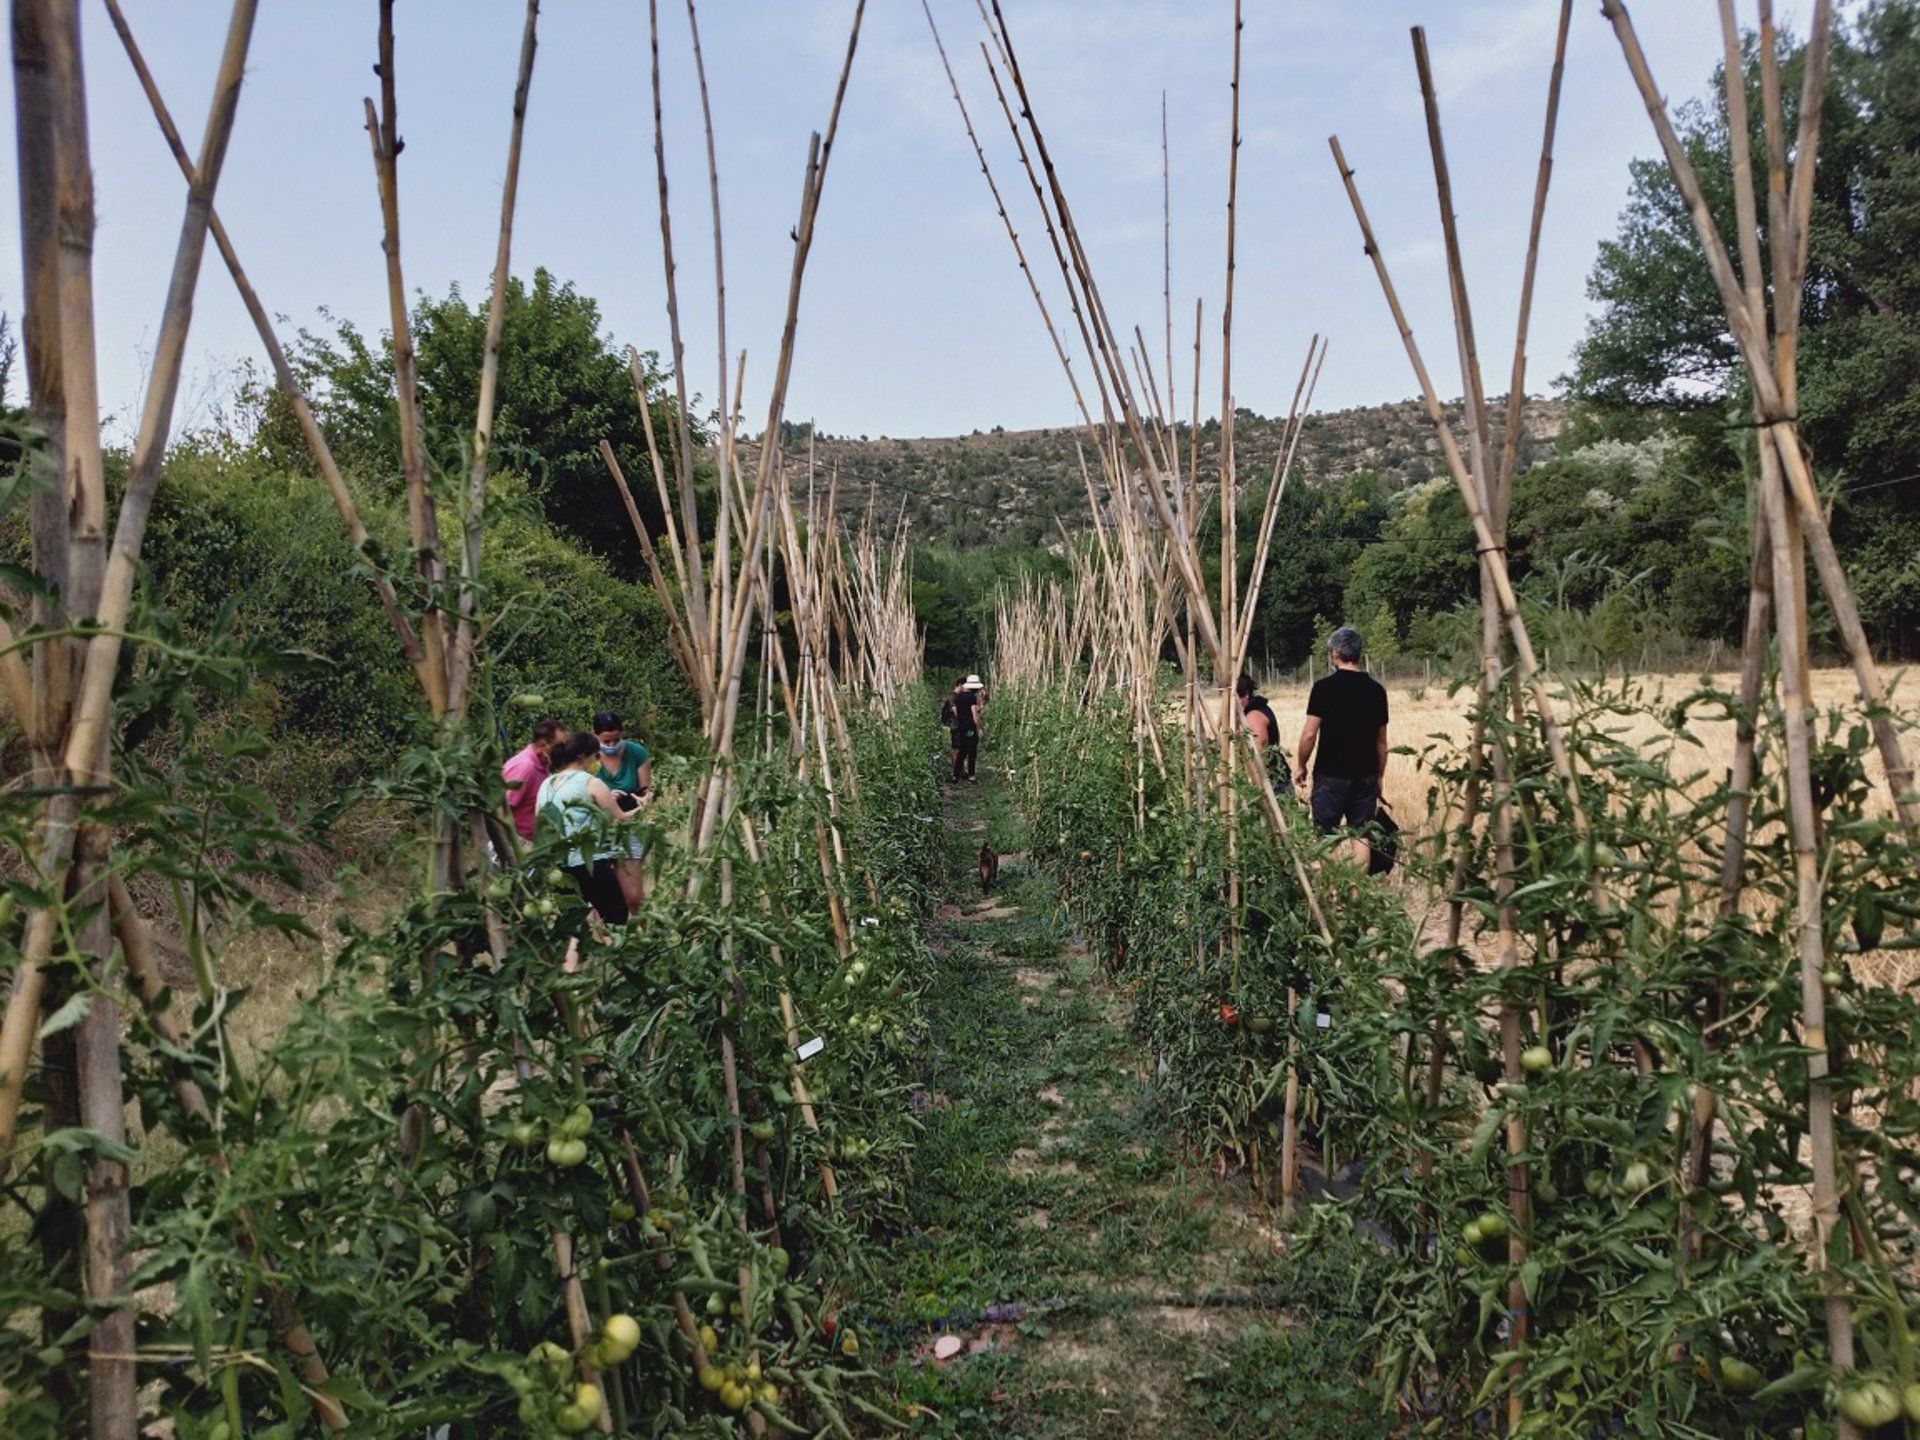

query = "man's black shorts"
[1310,773,1380,834]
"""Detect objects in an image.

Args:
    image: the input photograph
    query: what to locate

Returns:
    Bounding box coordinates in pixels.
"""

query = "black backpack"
[1367,801,1401,876]
[939,694,955,728]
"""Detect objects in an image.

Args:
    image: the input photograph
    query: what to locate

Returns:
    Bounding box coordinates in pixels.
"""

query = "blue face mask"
[599,741,622,756]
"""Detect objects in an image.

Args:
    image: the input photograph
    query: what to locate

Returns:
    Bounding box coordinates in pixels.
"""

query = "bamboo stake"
[63,0,257,784]
[1603,0,1862,1401]
[646,0,711,675]
[448,0,542,718]
[1408,33,1531,1408]
[364,0,450,716]
[1689,0,1782,1225]
[12,0,70,758]
[601,439,702,691]
[1493,0,1573,517]
[1327,137,1586,821]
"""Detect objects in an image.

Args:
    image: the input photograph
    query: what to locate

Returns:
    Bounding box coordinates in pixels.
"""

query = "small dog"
[977,842,999,894]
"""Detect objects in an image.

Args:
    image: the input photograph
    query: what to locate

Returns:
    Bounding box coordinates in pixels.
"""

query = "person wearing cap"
[1294,626,1389,867]
[943,674,984,783]
[591,709,653,907]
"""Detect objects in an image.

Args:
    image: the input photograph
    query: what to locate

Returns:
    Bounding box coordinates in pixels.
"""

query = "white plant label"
[796,1036,825,1062]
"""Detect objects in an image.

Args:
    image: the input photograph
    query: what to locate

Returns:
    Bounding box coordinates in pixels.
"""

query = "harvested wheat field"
[1260,667,1912,830]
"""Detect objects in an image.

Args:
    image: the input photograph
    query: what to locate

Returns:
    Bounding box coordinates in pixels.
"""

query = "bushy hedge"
[139,442,699,795]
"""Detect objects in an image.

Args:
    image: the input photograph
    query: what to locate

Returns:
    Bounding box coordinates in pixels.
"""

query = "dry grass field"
[1258,666,1910,833]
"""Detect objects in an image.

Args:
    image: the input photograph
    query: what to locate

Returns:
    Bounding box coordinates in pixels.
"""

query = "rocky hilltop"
[753,396,1568,549]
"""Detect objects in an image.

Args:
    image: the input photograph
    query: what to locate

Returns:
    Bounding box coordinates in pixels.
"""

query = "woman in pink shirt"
[502,718,567,844]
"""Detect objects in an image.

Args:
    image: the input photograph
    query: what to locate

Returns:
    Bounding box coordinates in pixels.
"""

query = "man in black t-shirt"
[1294,627,1389,866]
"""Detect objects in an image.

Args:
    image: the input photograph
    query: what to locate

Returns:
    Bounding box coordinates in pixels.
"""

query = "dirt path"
[861,768,1389,1439]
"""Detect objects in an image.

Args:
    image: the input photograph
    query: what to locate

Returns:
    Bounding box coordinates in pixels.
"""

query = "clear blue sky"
[1,1,1746,443]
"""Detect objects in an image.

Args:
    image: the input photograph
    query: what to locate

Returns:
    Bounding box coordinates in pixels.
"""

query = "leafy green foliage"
[139,437,698,793]
[276,268,701,569]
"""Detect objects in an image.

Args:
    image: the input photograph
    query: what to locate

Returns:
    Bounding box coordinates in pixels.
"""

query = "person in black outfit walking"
[942,673,984,782]
[1293,627,1389,867]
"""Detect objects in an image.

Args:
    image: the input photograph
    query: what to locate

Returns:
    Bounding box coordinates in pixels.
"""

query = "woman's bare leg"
[616,858,646,909]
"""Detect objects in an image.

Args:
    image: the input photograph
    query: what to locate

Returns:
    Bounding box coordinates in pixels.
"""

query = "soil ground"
[857,764,1390,1439]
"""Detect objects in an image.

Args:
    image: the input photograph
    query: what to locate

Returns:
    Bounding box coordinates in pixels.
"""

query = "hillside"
[768,396,1568,549]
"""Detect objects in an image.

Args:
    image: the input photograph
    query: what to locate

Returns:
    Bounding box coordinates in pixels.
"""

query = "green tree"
[1248,472,1395,670]
[1570,1,1920,650]
[282,268,701,569]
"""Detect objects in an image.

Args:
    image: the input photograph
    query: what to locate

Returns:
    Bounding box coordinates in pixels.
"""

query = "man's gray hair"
[1328,626,1364,663]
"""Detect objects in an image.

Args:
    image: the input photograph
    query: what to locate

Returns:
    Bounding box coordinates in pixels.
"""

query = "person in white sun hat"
[940,673,985,783]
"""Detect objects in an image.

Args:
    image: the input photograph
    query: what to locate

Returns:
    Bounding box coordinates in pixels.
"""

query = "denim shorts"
[1310,774,1381,834]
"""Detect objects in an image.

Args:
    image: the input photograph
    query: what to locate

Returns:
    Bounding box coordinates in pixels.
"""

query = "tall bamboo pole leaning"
[1689,0,1785,1228]
[449,0,542,719]
[363,0,449,721]
[1407,29,1534,1416]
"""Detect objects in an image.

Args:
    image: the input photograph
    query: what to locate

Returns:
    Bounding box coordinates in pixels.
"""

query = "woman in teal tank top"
[592,710,653,908]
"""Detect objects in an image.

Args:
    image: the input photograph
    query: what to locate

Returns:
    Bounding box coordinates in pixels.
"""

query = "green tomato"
[1718,1356,1763,1395]
[555,1382,604,1433]
[1474,1210,1509,1242]
[1838,1377,1902,1428]
[547,1137,589,1168]
[1902,1382,1920,1423]
[507,1120,542,1150]
[601,1313,641,1362]
[529,1339,573,1377]
[1618,1160,1652,1195]
[558,1104,594,1140]
[610,1198,636,1222]
[462,1191,498,1234]
[1519,1045,1554,1075]
[748,1119,778,1144]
